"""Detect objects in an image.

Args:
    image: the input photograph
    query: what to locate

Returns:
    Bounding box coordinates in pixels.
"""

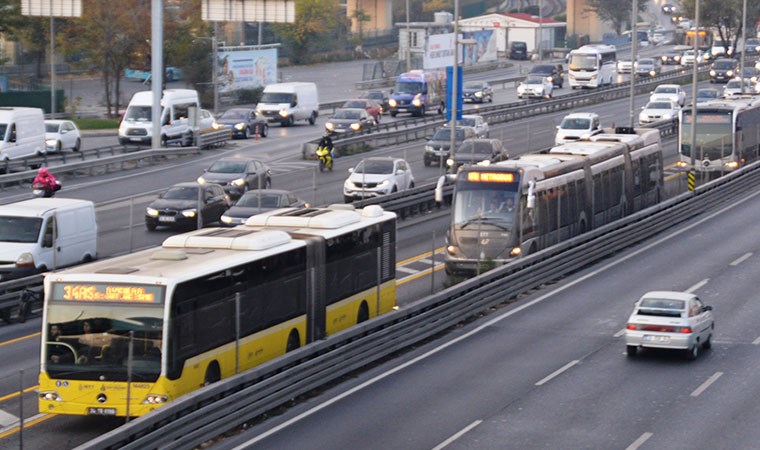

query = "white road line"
[685,278,709,293]
[417,258,435,265]
[431,420,483,450]
[396,266,418,274]
[752,336,760,345]
[535,360,579,386]
[613,329,626,338]
[730,252,753,266]
[626,432,653,450]
[691,372,724,397]
[0,409,19,428]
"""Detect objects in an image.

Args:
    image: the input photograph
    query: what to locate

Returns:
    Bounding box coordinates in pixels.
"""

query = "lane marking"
[395,266,418,274]
[432,420,483,450]
[685,278,709,293]
[417,258,435,265]
[535,360,579,386]
[691,372,724,397]
[0,409,18,428]
[397,264,446,286]
[626,432,653,450]
[0,333,40,348]
[0,386,38,404]
[0,413,53,439]
[730,252,753,266]
[396,247,445,266]
[614,329,626,338]
[752,336,760,345]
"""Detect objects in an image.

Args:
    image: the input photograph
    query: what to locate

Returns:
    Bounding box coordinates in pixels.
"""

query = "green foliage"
[233,87,264,105]
[271,0,350,64]
[73,118,120,130]
[679,0,760,51]
[585,0,649,35]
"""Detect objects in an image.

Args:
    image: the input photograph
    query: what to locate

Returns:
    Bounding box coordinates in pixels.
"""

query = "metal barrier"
[78,152,760,450]
[0,274,43,324]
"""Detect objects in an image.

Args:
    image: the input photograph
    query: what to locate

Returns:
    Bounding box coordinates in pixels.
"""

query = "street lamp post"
[405,0,411,70]
[628,0,638,128]
[212,23,219,115]
[689,0,700,190]
[447,0,460,176]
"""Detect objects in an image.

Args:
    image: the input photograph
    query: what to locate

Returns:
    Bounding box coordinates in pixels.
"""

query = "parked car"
[213,108,268,139]
[44,120,81,152]
[517,75,554,99]
[197,157,272,199]
[342,98,383,122]
[659,52,681,65]
[709,58,737,83]
[723,78,756,98]
[639,100,680,125]
[650,84,686,106]
[635,57,660,77]
[423,126,476,167]
[145,182,231,230]
[508,41,529,60]
[359,90,390,114]
[220,189,308,226]
[695,88,720,104]
[343,157,415,202]
[617,59,633,73]
[625,291,713,360]
[447,138,508,171]
[447,114,489,138]
[555,112,602,145]
[325,108,376,133]
[528,64,564,88]
[462,80,493,103]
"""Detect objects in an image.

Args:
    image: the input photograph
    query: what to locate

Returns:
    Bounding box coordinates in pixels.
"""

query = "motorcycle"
[32,181,61,198]
[316,146,333,172]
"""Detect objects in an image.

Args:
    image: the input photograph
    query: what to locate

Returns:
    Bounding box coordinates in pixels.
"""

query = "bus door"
[294,234,327,343]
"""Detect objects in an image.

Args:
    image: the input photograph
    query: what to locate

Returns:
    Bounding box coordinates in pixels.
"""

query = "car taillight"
[626,324,639,330]
[678,327,692,334]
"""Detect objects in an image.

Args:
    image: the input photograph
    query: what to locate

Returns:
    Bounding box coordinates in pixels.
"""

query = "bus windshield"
[681,111,733,160]
[453,183,519,232]
[394,81,423,95]
[569,54,598,71]
[45,303,164,382]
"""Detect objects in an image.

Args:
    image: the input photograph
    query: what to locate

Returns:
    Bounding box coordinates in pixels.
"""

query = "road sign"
[21,0,81,17]
[202,0,295,23]
[445,66,462,122]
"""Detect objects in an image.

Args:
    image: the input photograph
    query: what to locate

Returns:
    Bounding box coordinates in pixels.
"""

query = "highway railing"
[0,274,43,324]
[79,146,760,450]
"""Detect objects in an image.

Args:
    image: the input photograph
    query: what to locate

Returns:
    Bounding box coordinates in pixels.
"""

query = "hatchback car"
[517,75,554,99]
[447,114,489,138]
[325,108,376,133]
[555,112,602,145]
[423,126,476,166]
[527,64,564,88]
[213,108,268,138]
[197,157,272,198]
[625,291,714,360]
[359,90,390,114]
[45,120,81,152]
[508,41,529,60]
[145,182,230,230]
[744,38,760,56]
[342,98,383,122]
[639,100,679,124]
[649,84,686,106]
[695,88,720,104]
[343,157,415,202]
[634,58,660,77]
[446,138,508,171]
[462,81,493,103]
[709,58,737,83]
[220,189,308,226]
[723,78,756,98]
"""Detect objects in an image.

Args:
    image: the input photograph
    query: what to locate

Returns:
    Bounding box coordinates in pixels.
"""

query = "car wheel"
[160,135,168,147]
[260,124,268,138]
[686,343,699,360]
[702,334,712,350]
[409,181,415,189]
[73,138,81,152]
[244,127,250,139]
[423,158,431,167]
[54,142,61,153]
[626,345,637,357]
[288,115,295,127]
[146,221,157,231]
[265,177,272,189]
[308,112,316,125]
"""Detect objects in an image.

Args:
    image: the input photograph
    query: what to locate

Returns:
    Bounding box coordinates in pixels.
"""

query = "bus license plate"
[87,407,117,416]
[158,216,175,222]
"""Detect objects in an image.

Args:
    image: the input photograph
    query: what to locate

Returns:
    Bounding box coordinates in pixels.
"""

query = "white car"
[625,291,714,360]
[45,119,81,152]
[517,75,553,99]
[649,84,686,106]
[723,78,756,98]
[447,114,489,138]
[198,109,216,132]
[680,49,702,66]
[616,60,633,73]
[555,112,602,145]
[639,100,679,124]
[343,156,415,203]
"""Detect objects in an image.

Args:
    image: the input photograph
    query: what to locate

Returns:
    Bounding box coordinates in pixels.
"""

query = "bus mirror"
[527,179,536,209]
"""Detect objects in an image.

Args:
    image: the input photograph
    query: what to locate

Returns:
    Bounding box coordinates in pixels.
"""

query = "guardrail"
[79,144,760,450]
[0,274,43,324]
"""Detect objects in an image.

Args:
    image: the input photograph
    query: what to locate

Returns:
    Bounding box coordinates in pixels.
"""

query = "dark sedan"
[528,64,564,88]
[660,52,681,65]
[197,157,272,199]
[145,182,230,230]
[213,108,268,139]
[221,189,309,226]
[462,81,493,103]
[447,138,509,171]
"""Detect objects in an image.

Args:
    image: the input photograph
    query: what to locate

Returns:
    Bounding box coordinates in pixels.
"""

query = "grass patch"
[73,118,120,130]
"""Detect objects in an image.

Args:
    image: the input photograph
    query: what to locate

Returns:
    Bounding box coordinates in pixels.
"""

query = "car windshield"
[638,59,654,65]
[458,141,493,155]
[124,106,151,122]
[220,110,248,120]
[362,92,384,100]
[655,86,677,94]
[726,80,743,88]
[647,102,673,110]
[530,66,553,75]
[0,216,43,243]
[560,117,591,130]
[714,61,734,69]
[162,186,199,200]
[259,92,294,104]
[432,128,466,141]
[343,101,367,108]
[208,160,247,174]
[459,118,477,127]
[333,110,361,120]
[464,81,484,89]
[236,193,284,208]
[697,90,718,99]
[394,81,423,94]
[45,123,61,133]
[354,159,394,174]
[524,76,545,84]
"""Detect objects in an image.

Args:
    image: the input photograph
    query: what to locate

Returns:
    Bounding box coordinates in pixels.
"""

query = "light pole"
[151,0,164,149]
[49,0,55,117]
[447,0,460,176]
[688,0,700,190]
[739,0,747,94]
[405,0,411,70]
[628,0,638,128]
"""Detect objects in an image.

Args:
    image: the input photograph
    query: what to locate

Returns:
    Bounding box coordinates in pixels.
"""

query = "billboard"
[424,33,458,70]
[21,0,81,16]
[462,30,497,65]
[217,48,278,92]
[202,0,295,22]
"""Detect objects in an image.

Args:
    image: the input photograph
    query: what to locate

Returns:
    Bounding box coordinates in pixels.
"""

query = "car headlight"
[146,207,159,217]
[197,176,207,184]
[661,56,667,61]
[727,70,734,77]
[536,87,544,93]
[221,215,232,224]
[412,95,422,107]
[650,70,656,76]
[446,245,458,255]
[325,122,335,131]
[15,252,34,268]
[350,123,361,131]
[278,110,289,117]
[231,178,246,187]
[710,70,716,76]
[447,158,455,166]
[475,91,482,98]
[674,56,681,61]
[234,123,245,130]
[212,122,222,130]
[344,179,354,189]
[388,98,397,107]
[181,209,197,218]
[425,145,434,152]
[46,138,57,147]
[663,114,673,119]
[378,179,391,188]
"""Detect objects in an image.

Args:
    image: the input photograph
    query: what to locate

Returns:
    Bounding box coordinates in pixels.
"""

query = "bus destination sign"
[467,172,516,183]
[52,283,164,304]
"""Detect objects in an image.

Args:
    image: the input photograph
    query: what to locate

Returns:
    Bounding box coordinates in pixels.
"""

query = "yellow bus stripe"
[0,385,38,404]
[0,414,53,439]
[0,332,40,348]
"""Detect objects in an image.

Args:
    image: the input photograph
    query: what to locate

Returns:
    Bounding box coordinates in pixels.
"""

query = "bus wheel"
[203,362,221,386]
[286,330,300,353]
[357,302,369,323]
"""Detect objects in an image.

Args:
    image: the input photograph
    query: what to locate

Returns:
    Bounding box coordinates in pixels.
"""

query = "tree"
[271,0,350,64]
[679,0,760,54]
[585,0,649,35]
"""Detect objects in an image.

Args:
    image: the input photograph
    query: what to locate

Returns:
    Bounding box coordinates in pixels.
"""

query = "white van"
[0,198,97,281]
[256,82,319,126]
[118,89,200,146]
[0,107,46,161]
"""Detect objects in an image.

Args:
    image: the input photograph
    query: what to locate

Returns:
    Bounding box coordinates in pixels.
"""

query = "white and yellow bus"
[39,205,396,417]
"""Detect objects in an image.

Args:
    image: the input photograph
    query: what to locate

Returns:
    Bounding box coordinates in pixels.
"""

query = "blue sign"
[445,66,463,122]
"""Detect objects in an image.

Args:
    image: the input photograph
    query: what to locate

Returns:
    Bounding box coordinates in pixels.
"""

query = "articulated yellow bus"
[39,205,396,417]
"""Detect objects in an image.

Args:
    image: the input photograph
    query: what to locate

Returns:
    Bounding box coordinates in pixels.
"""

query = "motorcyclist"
[317,131,334,158]
[33,167,60,194]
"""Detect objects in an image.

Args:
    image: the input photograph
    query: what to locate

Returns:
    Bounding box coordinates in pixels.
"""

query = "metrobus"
[685,27,711,50]
[435,128,663,276]
[678,97,760,174]
[567,44,617,89]
[39,205,397,417]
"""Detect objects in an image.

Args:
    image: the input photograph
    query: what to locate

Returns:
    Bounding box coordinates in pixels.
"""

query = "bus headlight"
[389,98,398,107]
[146,207,159,217]
[724,160,739,169]
[446,245,458,255]
[181,209,197,218]
[39,391,62,401]
[509,247,522,257]
[142,394,169,404]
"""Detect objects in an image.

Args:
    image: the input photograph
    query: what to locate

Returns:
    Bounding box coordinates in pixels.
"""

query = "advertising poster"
[462,30,497,65]
[217,48,278,92]
[424,33,457,69]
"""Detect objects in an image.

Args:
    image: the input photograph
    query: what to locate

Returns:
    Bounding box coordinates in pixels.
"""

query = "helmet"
[38,167,49,175]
